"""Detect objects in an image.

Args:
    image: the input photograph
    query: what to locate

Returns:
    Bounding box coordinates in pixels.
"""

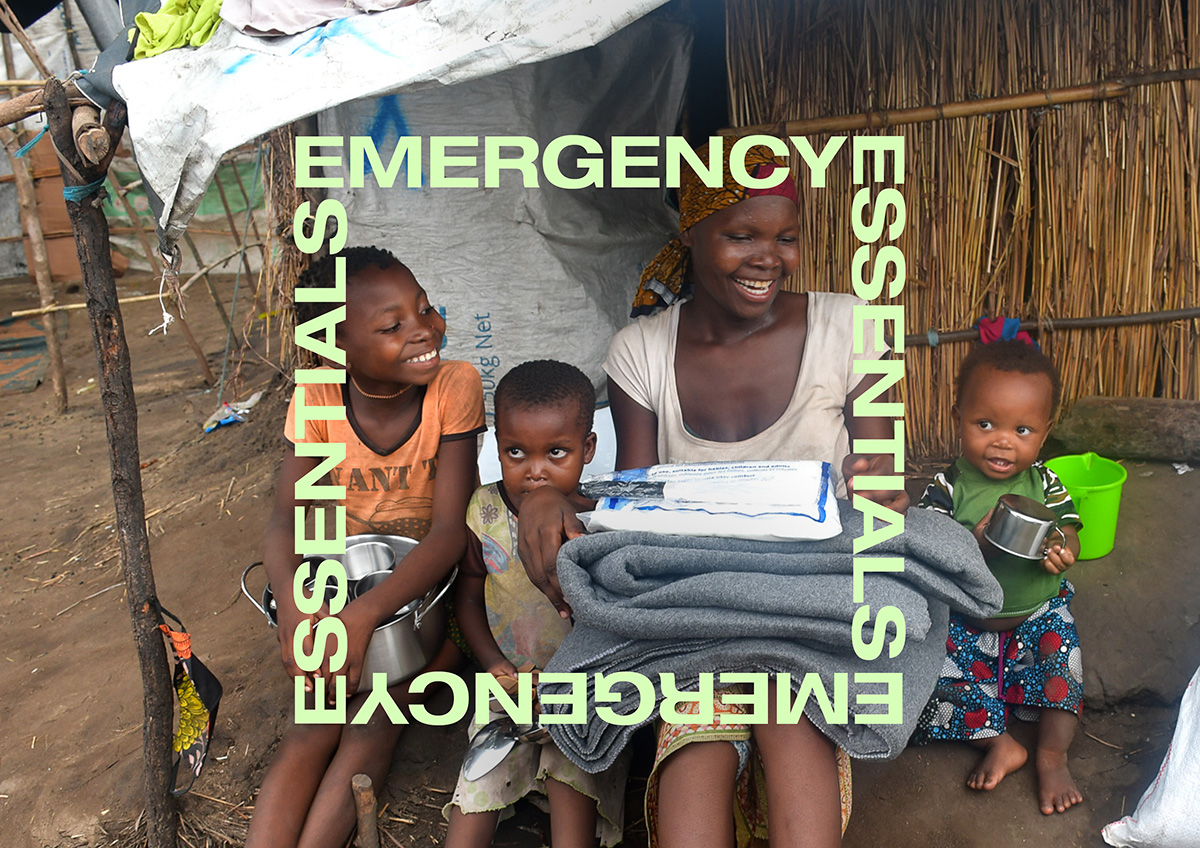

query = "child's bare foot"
[1036,749,1082,814]
[967,733,1027,790]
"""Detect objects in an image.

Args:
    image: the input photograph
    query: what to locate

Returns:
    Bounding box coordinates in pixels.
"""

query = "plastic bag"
[202,390,262,433]
[1102,663,1200,847]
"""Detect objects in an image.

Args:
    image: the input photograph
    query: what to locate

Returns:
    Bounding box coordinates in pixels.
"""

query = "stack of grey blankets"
[541,500,1002,771]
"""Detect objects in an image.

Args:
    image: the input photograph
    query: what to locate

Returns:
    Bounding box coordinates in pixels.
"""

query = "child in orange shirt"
[247,247,484,848]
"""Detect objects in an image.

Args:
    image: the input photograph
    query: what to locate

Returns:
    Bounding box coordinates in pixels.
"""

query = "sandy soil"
[0,272,1195,848]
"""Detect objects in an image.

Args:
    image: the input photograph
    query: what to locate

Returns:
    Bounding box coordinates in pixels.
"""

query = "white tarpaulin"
[321,12,689,400]
[111,0,671,245]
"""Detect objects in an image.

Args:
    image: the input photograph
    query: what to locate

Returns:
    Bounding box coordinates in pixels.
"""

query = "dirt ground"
[1,272,1197,848]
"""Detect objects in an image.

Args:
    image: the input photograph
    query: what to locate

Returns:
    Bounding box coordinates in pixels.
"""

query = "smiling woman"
[517,137,909,848]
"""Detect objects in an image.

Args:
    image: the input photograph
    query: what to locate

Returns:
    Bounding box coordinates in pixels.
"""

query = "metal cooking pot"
[239,533,452,686]
[983,493,1066,559]
[350,569,456,687]
[236,537,420,623]
[240,558,341,622]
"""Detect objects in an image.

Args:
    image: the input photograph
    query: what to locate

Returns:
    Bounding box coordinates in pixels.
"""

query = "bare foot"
[967,733,1027,790]
[1036,749,1083,814]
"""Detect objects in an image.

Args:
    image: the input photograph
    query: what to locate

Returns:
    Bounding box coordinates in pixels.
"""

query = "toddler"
[247,247,485,848]
[445,359,628,848]
[913,340,1084,815]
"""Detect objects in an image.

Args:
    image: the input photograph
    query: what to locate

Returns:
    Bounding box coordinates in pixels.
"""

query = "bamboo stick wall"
[727,0,1200,461]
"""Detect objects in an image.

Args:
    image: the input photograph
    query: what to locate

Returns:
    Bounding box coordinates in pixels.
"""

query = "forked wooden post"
[42,78,178,848]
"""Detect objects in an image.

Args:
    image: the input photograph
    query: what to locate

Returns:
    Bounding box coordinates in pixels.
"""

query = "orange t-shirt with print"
[284,360,485,539]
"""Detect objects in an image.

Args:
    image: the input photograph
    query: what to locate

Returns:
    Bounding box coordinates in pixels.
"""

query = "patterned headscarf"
[632,137,798,317]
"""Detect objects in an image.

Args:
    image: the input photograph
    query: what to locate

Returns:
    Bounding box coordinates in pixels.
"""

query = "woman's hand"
[842,453,910,512]
[516,486,586,619]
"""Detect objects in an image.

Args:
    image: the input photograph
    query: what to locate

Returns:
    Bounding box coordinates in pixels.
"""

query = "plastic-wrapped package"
[579,460,842,542]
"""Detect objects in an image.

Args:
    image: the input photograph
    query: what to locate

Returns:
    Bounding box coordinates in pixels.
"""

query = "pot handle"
[1044,526,1068,555]
[414,567,458,630]
[240,561,269,618]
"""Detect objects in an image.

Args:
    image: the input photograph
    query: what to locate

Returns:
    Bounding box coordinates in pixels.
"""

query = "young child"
[445,359,628,848]
[912,340,1084,815]
[247,247,485,848]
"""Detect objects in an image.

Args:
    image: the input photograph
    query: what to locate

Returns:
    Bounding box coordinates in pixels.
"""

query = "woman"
[520,139,908,848]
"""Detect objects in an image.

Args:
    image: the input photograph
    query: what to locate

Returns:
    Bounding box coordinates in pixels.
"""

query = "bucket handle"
[240,561,269,619]
[414,567,458,630]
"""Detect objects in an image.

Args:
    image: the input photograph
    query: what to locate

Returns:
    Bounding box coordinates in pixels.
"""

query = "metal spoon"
[461,718,551,781]
[462,718,520,781]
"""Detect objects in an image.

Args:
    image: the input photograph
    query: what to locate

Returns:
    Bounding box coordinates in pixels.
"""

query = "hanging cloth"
[975,315,1037,348]
[134,0,225,59]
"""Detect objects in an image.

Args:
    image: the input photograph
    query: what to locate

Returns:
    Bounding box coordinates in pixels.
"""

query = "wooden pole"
[351,774,381,848]
[104,168,215,386]
[10,243,265,317]
[183,233,234,335]
[42,78,178,848]
[0,88,42,124]
[722,68,1200,137]
[2,33,19,95]
[228,155,264,248]
[901,307,1200,348]
[211,169,269,317]
[73,104,110,165]
[0,0,52,79]
[167,304,215,386]
[0,126,67,412]
[57,0,84,73]
[211,171,256,281]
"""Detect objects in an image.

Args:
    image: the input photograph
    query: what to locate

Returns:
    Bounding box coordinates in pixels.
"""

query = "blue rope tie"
[62,177,108,203]
[926,329,939,348]
[15,126,47,158]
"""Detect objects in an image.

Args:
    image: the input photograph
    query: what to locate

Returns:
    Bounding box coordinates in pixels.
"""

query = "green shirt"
[919,458,1082,617]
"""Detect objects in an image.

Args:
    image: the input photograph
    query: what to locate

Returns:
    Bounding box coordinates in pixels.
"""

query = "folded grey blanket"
[541,501,1001,771]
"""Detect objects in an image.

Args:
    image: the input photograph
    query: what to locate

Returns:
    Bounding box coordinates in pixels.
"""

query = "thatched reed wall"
[727,0,1200,461]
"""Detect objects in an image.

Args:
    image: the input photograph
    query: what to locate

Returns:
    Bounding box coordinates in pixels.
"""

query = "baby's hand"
[1042,543,1076,575]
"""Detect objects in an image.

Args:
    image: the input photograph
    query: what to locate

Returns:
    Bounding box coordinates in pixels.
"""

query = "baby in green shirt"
[913,340,1084,816]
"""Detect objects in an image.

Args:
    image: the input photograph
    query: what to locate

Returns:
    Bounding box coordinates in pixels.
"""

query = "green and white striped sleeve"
[1039,463,1083,529]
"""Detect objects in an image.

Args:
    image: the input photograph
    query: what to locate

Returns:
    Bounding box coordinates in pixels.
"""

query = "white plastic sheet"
[320,13,689,398]
[112,0,671,244]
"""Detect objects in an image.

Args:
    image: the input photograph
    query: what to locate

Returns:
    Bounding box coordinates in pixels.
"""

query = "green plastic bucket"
[1044,452,1127,560]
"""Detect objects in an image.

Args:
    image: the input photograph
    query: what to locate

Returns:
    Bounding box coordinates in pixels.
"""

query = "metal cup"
[983,493,1067,559]
[343,541,397,580]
